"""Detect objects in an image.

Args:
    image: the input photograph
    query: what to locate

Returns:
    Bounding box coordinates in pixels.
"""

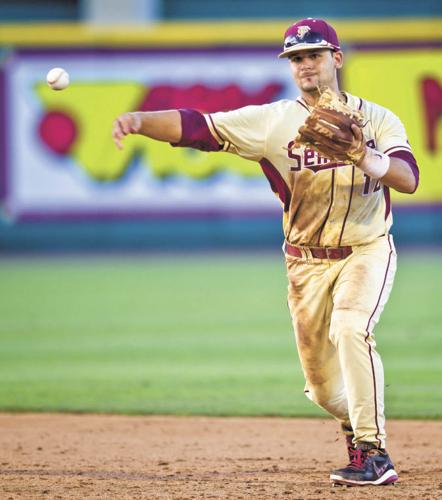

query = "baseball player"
[112,18,419,487]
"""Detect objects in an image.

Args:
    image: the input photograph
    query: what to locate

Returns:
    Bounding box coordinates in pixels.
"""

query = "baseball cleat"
[330,443,398,487]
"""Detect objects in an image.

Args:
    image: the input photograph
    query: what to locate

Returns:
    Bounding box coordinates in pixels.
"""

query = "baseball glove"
[293,87,366,165]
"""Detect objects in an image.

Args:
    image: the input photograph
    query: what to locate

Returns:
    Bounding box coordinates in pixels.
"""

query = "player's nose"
[300,56,314,69]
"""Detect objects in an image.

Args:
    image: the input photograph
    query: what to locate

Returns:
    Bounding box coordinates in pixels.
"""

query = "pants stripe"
[364,234,394,448]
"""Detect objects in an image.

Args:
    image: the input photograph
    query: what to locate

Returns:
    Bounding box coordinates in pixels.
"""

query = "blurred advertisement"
[1,48,294,221]
[344,45,442,204]
[1,44,441,222]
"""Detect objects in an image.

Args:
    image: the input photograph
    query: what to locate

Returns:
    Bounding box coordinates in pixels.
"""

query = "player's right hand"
[112,112,142,150]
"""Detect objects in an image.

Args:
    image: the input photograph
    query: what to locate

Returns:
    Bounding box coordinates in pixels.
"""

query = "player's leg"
[286,255,351,428]
[329,234,397,450]
[328,235,398,486]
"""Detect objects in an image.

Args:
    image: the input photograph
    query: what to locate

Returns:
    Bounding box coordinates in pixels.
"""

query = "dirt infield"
[0,414,441,499]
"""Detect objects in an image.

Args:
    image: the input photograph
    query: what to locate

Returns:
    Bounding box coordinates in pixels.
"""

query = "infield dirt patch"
[0,414,441,499]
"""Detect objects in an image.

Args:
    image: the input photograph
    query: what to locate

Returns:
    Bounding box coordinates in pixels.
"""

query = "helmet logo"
[296,26,311,39]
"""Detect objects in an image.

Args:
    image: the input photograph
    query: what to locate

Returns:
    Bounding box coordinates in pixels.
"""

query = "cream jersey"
[203,93,415,247]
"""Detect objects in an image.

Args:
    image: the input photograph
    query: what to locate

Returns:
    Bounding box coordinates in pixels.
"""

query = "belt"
[284,241,353,260]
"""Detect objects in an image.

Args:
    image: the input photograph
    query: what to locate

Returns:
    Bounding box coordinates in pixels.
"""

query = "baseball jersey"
[176,93,419,247]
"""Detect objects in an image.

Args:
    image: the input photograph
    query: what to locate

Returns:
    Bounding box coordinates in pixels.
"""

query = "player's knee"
[305,385,328,407]
[329,309,367,348]
[305,383,345,414]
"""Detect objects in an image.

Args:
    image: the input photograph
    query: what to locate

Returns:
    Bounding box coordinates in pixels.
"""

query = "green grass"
[0,253,441,418]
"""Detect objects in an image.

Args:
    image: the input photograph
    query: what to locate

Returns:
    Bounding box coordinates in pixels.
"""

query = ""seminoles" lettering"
[286,139,376,173]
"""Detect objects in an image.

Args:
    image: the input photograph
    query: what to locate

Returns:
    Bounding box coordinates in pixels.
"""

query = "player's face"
[289,49,343,94]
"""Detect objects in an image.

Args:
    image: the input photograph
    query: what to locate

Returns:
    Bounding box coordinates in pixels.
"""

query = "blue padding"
[163,0,442,19]
[0,1,79,22]
[1,207,441,253]
[0,217,283,252]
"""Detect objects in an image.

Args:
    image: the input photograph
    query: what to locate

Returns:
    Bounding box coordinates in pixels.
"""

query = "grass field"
[0,252,441,418]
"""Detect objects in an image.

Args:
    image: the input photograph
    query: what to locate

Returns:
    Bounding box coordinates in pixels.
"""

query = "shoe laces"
[346,435,359,465]
[348,446,381,470]
[347,448,368,470]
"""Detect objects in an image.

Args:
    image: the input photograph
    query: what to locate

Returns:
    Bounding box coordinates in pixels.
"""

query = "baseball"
[46,67,70,91]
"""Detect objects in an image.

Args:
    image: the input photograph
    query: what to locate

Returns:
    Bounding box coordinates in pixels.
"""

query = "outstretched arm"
[112,110,182,150]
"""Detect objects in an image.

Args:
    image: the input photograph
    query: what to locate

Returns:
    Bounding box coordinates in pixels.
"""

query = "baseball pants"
[286,234,397,449]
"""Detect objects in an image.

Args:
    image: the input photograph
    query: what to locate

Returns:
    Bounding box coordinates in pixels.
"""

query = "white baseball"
[46,67,70,90]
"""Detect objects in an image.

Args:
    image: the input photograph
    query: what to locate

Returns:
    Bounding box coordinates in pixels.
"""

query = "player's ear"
[333,50,344,69]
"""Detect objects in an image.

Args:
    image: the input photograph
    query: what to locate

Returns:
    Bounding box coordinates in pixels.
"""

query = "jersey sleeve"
[374,107,413,156]
[205,104,269,161]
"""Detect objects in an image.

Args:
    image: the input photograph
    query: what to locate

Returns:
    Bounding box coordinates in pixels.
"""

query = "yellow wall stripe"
[0,18,441,47]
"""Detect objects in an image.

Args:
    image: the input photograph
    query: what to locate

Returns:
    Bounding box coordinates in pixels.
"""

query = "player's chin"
[299,76,318,88]
[301,82,320,93]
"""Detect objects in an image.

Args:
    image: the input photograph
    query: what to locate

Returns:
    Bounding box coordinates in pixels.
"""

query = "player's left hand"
[293,87,367,165]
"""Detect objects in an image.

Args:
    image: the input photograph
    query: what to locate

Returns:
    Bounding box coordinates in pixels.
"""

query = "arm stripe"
[172,109,221,151]
[388,150,419,193]
[383,145,412,154]
[207,114,224,144]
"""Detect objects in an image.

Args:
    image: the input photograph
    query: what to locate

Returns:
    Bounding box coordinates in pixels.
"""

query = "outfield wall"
[0,19,441,251]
